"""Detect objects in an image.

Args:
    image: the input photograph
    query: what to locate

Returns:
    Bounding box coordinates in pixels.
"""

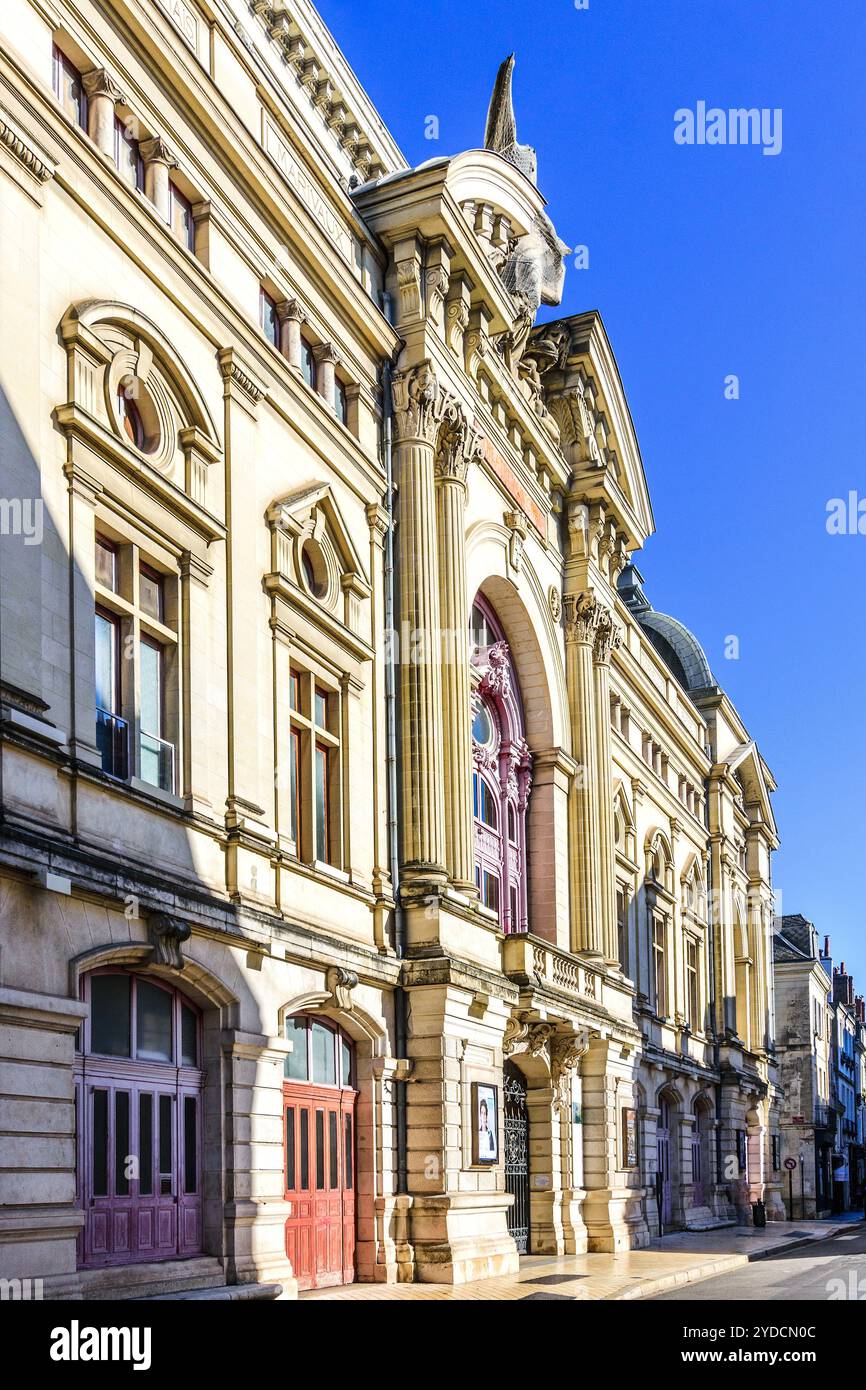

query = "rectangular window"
[95,535,117,591]
[285,1107,295,1190]
[300,1109,310,1190]
[183,1095,197,1194]
[616,888,628,966]
[315,743,329,862]
[290,729,300,846]
[95,610,119,715]
[139,1093,153,1196]
[686,938,699,1030]
[328,1111,338,1190]
[301,338,316,389]
[482,871,500,915]
[139,565,163,621]
[315,1109,325,1190]
[344,1114,353,1190]
[335,380,348,425]
[169,180,195,252]
[92,1090,109,1197]
[90,973,130,1057]
[315,687,328,729]
[771,1134,780,1171]
[114,115,144,191]
[52,45,87,128]
[181,1003,198,1068]
[114,1091,130,1196]
[159,1094,173,1194]
[139,638,169,791]
[260,288,279,347]
[652,914,667,1017]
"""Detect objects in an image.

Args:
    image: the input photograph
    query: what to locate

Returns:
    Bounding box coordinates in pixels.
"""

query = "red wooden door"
[284,1083,356,1290]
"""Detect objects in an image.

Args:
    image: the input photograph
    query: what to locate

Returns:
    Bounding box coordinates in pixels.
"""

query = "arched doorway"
[504,1061,531,1253]
[74,968,203,1268]
[657,1089,681,1230]
[692,1098,713,1208]
[282,1013,357,1290]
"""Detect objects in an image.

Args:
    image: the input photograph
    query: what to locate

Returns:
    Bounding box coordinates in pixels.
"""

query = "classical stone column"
[593,609,622,966]
[277,298,305,369]
[83,69,124,157]
[391,362,448,887]
[434,406,479,894]
[563,591,604,957]
[140,136,177,223]
[313,341,339,411]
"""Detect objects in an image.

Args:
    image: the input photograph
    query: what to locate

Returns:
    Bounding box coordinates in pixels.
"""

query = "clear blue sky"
[317,0,866,986]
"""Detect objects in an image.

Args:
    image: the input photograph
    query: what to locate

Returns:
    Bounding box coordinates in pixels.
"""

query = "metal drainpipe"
[381,293,408,1195]
[704,771,724,1197]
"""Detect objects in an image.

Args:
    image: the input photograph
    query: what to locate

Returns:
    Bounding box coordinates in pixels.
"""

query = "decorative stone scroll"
[148,912,192,970]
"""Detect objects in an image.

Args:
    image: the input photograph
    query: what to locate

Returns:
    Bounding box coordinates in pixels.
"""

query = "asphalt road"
[651,1223,866,1300]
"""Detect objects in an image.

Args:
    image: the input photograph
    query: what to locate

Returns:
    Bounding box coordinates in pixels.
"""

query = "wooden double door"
[283,1082,357,1289]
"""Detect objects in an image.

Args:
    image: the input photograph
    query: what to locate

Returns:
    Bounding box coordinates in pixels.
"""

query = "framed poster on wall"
[472,1082,499,1163]
[621,1106,638,1168]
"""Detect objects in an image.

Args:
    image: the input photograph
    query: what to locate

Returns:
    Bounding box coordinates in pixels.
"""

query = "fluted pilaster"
[434,406,481,892]
[392,363,450,885]
[563,591,604,956]
[593,610,622,965]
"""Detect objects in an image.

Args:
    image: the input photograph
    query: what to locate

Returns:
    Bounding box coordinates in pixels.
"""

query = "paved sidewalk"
[300,1219,860,1301]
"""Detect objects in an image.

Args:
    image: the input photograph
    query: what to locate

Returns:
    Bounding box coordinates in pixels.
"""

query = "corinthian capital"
[435,399,483,484]
[563,590,606,646]
[593,608,623,667]
[392,362,446,445]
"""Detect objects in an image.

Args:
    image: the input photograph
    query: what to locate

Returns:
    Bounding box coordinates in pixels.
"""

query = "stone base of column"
[582,1188,649,1252]
[410,1192,518,1283]
[356,1195,415,1283]
[763,1183,787,1222]
[224,1199,298,1299]
[529,1189,589,1256]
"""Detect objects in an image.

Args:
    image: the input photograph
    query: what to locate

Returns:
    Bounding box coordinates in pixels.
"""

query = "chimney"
[824,935,831,956]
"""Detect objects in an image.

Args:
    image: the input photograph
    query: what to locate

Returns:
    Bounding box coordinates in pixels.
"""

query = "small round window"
[117,377,160,455]
[301,542,328,600]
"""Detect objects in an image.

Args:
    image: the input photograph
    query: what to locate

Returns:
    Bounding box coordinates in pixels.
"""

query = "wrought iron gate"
[504,1062,530,1254]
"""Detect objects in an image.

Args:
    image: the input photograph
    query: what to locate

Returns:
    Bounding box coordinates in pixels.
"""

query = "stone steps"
[141,1282,284,1301]
[79,1255,226,1302]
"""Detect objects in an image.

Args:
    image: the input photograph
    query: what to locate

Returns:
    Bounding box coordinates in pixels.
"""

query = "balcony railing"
[502,932,602,1004]
[140,731,175,794]
[96,707,129,779]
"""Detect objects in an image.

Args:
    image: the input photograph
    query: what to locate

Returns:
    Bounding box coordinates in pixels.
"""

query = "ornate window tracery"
[470,596,531,933]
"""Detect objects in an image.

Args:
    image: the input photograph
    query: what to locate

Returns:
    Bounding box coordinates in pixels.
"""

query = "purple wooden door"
[657,1100,673,1226]
[79,1063,201,1267]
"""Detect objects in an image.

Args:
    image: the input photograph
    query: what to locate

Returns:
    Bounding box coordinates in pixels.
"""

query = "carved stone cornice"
[218,348,266,405]
[0,110,54,184]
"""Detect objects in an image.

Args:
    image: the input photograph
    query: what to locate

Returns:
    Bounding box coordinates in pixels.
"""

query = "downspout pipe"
[381,293,408,1195]
[704,771,724,1202]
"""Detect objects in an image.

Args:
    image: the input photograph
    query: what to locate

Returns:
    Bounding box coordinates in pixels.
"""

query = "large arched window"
[74,969,202,1269]
[470,596,531,933]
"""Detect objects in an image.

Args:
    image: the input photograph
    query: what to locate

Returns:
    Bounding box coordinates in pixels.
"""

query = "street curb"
[615,1223,856,1301]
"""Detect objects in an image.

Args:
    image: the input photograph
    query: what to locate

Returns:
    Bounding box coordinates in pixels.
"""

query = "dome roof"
[617,563,715,694]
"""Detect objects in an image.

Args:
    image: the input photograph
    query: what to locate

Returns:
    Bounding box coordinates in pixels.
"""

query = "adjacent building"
[774,919,866,1217]
[0,0,782,1301]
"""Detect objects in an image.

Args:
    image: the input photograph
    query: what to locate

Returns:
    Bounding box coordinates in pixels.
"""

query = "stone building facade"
[774,920,866,1217]
[0,0,782,1300]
